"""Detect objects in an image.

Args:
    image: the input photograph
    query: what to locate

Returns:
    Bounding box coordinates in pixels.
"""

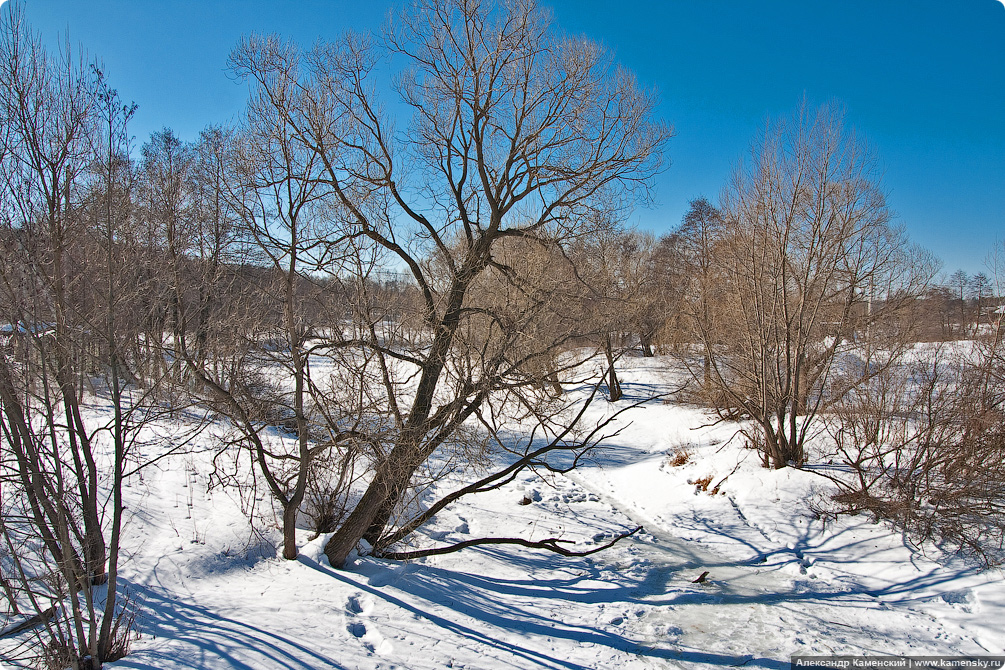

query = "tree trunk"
[640,332,654,358]
[604,335,622,402]
[324,255,489,567]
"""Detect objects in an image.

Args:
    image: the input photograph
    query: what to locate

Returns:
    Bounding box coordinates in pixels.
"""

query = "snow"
[79,354,1005,668]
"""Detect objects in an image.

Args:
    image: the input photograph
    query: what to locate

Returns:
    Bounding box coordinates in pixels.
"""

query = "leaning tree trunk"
[323,268,476,567]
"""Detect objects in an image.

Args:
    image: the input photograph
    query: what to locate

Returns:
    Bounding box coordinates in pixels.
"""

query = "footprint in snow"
[345,594,393,655]
[939,589,979,613]
[345,593,374,616]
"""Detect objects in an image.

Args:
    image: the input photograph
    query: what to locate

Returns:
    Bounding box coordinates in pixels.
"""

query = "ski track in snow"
[94,356,1004,669]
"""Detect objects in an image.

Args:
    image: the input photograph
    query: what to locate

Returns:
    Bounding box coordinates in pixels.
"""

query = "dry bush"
[40,599,136,669]
[666,447,692,467]
[41,639,77,670]
[302,482,349,537]
[825,339,1005,564]
[691,475,714,492]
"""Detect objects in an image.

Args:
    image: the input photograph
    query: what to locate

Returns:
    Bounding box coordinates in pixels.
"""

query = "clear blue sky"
[12,0,1005,275]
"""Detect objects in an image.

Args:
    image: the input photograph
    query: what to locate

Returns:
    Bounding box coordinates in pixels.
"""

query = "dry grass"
[692,475,713,492]
[666,447,691,467]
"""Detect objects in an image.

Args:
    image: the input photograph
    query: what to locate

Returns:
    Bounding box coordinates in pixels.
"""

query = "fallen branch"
[375,525,643,561]
[377,385,666,550]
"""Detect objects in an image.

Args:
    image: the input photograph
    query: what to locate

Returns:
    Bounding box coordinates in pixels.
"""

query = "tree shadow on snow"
[110,576,346,670]
[681,511,987,603]
[298,550,791,670]
[301,510,987,670]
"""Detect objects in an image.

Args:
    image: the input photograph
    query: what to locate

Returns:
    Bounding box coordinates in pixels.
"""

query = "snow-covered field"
[102,355,1002,669]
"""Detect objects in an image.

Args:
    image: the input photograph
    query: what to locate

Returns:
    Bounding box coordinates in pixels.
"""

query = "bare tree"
[86,68,141,665]
[0,4,143,665]
[948,269,970,336]
[137,128,197,392]
[630,232,681,359]
[971,272,992,333]
[672,197,728,393]
[221,0,670,567]
[571,228,660,400]
[696,102,933,468]
[186,125,243,368]
[0,0,105,584]
[169,66,361,560]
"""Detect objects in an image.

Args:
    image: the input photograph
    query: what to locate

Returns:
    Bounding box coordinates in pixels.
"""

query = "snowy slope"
[102,355,1003,670]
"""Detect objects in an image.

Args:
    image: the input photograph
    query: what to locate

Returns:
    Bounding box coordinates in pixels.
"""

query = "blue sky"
[13,0,1005,275]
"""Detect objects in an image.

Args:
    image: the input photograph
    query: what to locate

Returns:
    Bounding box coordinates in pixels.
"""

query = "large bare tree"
[219,0,670,567]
